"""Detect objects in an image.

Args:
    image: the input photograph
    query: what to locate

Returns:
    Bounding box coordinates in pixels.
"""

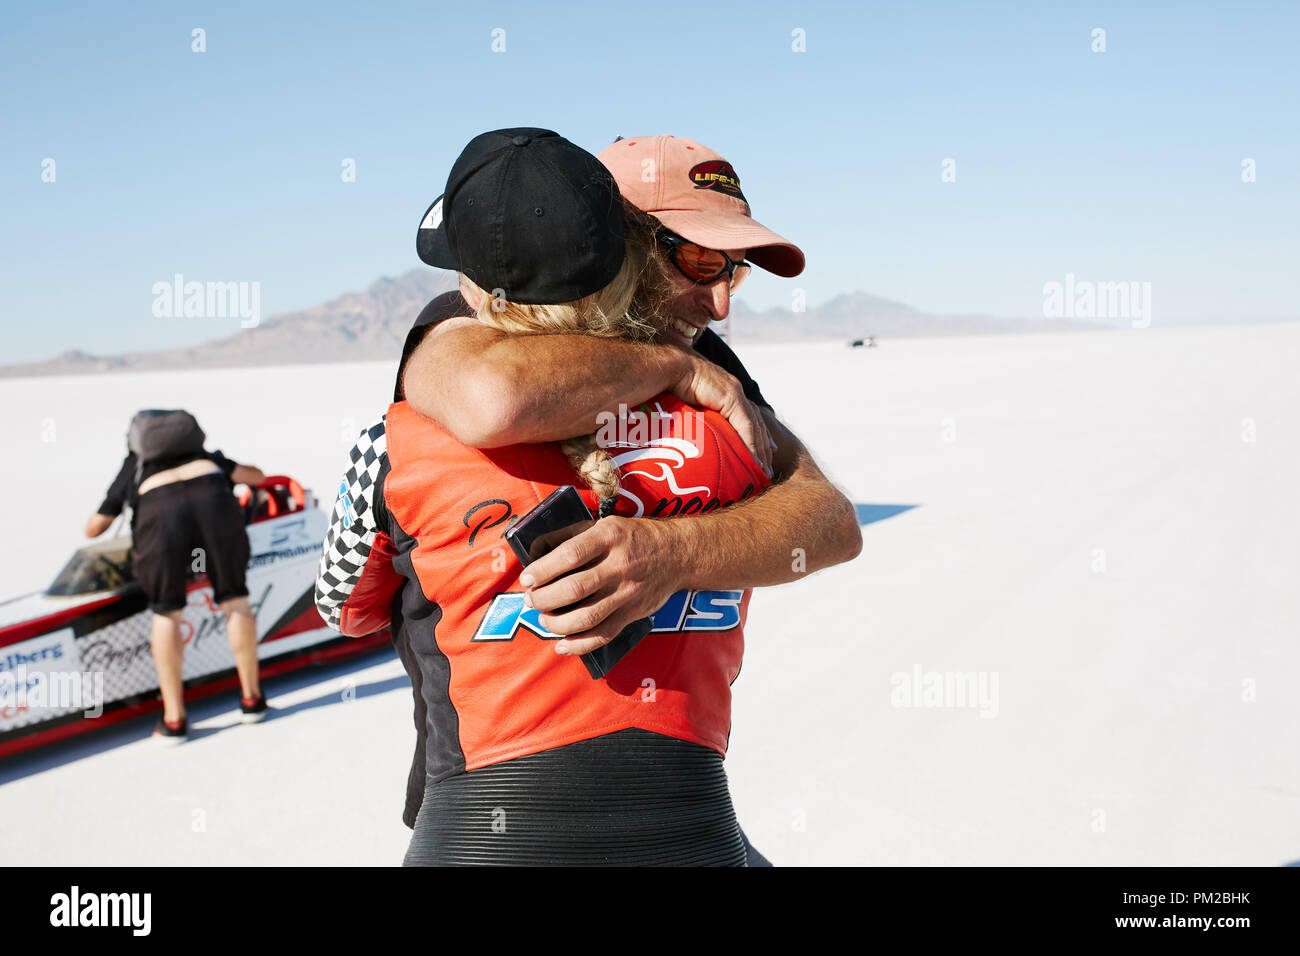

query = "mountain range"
[0,269,1107,378]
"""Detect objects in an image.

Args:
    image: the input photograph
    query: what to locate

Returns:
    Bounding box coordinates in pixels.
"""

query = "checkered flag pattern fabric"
[315,417,387,630]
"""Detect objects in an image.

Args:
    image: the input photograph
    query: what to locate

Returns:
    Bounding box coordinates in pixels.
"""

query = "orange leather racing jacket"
[316,393,770,783]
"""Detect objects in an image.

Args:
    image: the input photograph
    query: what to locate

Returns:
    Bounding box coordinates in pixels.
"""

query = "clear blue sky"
[2,0,1297,363]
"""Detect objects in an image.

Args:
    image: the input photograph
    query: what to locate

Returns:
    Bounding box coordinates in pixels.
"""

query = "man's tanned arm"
[402,317,774,474]
[523,412,863,656]
[661,413,862,589]
[403,317,862,654]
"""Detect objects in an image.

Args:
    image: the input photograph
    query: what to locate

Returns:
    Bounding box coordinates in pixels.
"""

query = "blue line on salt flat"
[854,504,917,526]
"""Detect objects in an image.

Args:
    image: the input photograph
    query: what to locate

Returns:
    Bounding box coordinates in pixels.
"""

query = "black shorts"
[133,474,250,614]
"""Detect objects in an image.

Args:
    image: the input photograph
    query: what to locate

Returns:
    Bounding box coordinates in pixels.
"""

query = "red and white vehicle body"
[0,476,387,758]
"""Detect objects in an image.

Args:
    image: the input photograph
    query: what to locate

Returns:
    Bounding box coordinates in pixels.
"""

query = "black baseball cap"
[416,128,625,304]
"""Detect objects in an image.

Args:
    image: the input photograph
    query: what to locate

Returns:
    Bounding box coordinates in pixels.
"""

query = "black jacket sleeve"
[97,453,136,516]
[693,329,771,410]
[206,449,239,479]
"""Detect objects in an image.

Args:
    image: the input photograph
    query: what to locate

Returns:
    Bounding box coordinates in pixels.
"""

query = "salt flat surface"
[2,323,1297,865]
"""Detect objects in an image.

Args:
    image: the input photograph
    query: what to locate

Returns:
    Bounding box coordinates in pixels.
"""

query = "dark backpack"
[127,410,207,484]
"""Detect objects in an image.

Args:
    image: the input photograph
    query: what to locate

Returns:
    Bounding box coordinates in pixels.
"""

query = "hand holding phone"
[504,486,651,679]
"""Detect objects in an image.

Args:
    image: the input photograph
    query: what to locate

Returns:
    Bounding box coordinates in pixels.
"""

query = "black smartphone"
[504,486,652,680]
[505,486,595,565]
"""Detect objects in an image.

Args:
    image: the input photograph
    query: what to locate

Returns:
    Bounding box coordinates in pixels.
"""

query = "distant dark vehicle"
[848,337,878,348]
[849,338,864,348]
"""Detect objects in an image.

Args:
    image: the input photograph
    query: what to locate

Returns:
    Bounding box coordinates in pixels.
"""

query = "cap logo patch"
[420,198,444,231]
[688,160,746,201]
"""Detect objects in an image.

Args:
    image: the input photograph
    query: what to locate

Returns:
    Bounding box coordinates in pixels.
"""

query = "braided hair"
[560,435,620,517]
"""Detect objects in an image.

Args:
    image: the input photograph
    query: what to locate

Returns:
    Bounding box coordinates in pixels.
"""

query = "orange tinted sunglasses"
[655,230,751,294]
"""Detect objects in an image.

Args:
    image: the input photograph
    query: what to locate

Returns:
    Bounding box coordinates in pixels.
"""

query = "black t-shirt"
[395,291,770,410]
[98,449,239,517]
[692,327,770,410]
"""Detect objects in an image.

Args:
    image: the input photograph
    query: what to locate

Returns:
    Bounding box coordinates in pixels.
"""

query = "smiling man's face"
[654,245,749,348]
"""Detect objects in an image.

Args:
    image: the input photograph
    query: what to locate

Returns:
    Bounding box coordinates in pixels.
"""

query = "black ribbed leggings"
[403,729,747,866]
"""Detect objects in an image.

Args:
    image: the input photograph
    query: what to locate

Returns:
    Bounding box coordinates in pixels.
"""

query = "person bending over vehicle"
[87,410,268,743]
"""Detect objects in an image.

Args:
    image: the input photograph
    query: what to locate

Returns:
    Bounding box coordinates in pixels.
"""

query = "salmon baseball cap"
[597,135,805,278]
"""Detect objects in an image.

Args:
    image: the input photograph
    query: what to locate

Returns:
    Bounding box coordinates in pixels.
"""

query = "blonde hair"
[461,202,671,515]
